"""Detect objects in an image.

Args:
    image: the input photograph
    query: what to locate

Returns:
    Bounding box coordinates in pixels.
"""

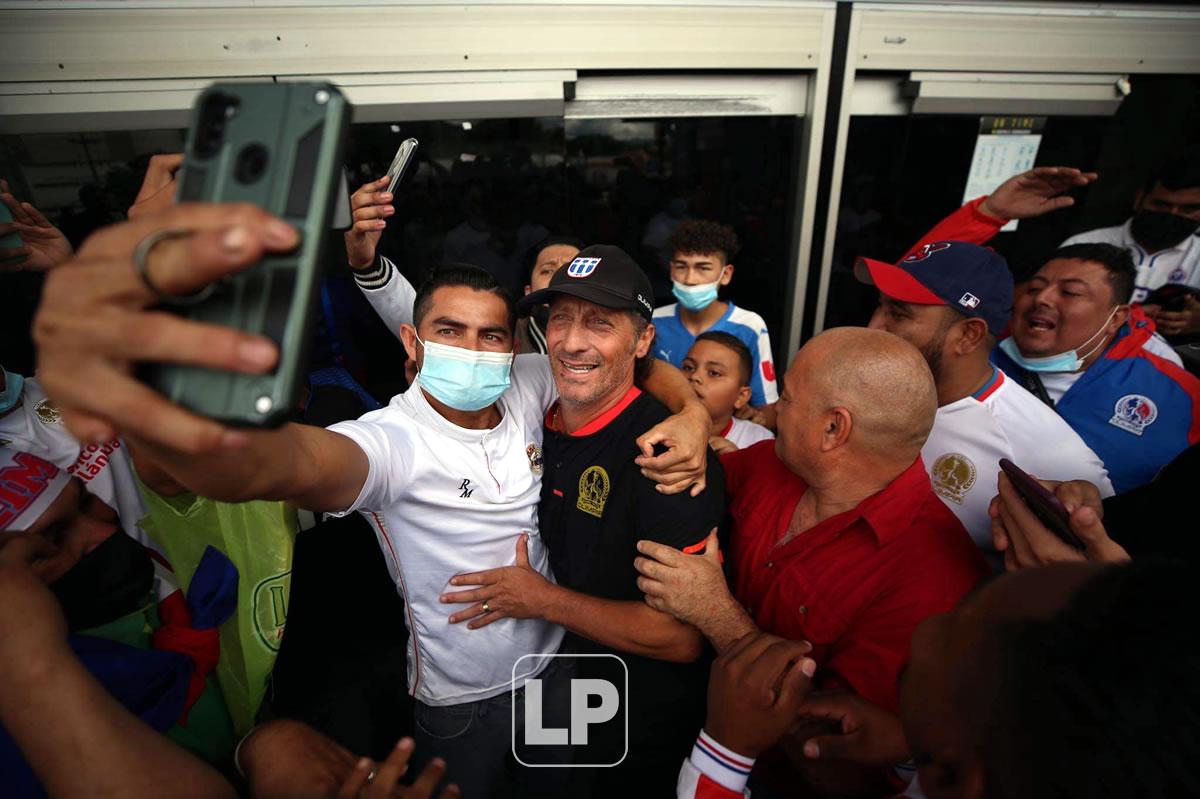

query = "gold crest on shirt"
[931,453,977,505]
[526,443,544,476]
[577,465,610,518]
[35,399,62,425]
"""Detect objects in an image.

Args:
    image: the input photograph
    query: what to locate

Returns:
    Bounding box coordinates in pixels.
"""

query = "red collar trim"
[546,385,643,437]
[972,367,1005,403]
[720,418,734,438]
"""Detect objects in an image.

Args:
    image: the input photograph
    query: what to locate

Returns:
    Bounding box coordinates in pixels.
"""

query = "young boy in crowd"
[652,220,779,407]
[681,332,774,452]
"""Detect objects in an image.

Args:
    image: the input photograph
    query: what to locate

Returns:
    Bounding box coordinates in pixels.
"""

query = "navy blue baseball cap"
[854,241,1013,335]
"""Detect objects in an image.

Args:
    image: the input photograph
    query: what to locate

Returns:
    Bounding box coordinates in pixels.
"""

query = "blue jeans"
[412,657,574,799]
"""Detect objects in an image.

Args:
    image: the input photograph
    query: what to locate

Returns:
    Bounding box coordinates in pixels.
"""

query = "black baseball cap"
[517,244,655,321]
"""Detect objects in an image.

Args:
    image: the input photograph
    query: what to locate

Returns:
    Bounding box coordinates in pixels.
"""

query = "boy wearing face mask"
[651,220,779,408]
[1062,152,1200,336]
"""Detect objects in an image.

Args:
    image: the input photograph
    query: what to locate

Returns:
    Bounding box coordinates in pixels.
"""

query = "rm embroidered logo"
[576,465,610,518]
[459,479,475,498]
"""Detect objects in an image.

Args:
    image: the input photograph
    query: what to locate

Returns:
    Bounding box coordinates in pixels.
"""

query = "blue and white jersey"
[1063,220,1200,304]
[993,308,1200,494]
[652,302,778,406]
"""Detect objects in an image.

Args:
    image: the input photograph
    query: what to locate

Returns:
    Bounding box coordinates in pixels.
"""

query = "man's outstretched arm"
[33,203,369,512]
[129,423,368,513]
[904,166,1098,258]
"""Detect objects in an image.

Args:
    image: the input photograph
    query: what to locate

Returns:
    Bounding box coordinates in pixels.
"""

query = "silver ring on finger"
[366,767,377,784]
[133,228,215,307]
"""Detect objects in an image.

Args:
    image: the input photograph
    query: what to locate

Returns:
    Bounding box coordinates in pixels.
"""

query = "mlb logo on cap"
[567,257,602,278]
[959,292,981,310]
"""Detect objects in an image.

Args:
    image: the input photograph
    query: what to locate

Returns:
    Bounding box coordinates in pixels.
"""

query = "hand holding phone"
[344,138,418,270]
[997,458,1084,550]
[146,82,351,427]
[1144,284,1200,313]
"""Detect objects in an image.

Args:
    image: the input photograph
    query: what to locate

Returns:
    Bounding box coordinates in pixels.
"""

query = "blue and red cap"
[854,241,1013,335]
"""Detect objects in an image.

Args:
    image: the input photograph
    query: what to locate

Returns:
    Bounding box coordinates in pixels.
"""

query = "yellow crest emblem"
[931,453,977,505]
[576,465,611,518]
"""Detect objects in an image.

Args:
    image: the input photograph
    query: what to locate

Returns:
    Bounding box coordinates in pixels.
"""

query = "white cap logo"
[567,257,601,278]
[959,292,981,310]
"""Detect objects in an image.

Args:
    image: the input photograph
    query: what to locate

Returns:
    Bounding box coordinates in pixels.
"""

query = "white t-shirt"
[1033,332,1183,403]
[0,377,157,555]
[922,368,1114,571]
[1063,220,1200,303]
[328,355,564,706]
[720,417,774,450]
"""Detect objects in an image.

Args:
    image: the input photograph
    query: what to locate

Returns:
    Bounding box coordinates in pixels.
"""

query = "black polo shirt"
[539,386,725,758]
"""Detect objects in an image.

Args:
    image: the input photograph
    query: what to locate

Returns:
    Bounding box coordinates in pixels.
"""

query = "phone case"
[145,82,350,427]
[998,458,1084,550]
[385,138,419,195]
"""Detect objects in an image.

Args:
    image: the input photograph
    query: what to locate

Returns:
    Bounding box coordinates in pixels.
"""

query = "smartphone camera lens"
[235,143,270,185]
[195,92,239,159]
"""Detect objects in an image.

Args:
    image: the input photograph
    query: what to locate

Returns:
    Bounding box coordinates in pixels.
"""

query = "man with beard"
[855,240,1112,569]
[1063,151,1200,335]
[878,167,1200,494]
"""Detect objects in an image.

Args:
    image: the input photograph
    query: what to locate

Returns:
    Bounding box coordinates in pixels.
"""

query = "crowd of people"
[0,142,1198,799]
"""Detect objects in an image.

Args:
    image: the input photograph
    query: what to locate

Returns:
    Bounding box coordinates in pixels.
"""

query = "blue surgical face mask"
[999,306,1120,373]
[416,338,513,412]
[0,367,24,414]
[672,276,723,312]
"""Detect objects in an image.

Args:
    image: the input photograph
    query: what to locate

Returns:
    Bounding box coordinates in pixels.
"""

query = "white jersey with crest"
[921,368,1114,571]
[0,376,158,554]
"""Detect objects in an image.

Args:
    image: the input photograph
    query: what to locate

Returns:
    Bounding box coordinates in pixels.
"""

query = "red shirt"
[721,442,987,712]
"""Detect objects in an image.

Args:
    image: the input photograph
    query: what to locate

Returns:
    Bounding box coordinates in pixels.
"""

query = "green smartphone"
[145,82,351,427]
[0,202,26,266]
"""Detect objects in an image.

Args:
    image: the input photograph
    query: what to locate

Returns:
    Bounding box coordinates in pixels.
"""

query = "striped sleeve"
[675,730,755,797]
[352,254,394,289]
[353,255,417,341]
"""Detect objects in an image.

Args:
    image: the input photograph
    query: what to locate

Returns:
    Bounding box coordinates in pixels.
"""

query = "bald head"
[789,327,937,461]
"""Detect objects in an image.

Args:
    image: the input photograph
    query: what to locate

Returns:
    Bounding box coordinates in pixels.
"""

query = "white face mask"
[1001,305,1121,373]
